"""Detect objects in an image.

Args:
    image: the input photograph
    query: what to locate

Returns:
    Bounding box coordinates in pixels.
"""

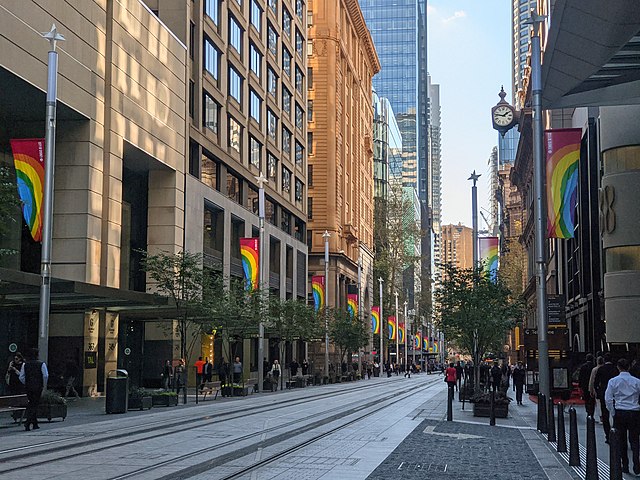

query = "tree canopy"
[328,308,369,365]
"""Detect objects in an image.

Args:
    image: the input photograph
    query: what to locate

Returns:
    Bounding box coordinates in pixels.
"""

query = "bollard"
[539,394,548,434]
[490,389,496,426]
[447,384,453,421]
[609,427,623,480]
[557,403,567,453]
[537,393,543,430]
[569,407,580,467]
[547,397,556,442]
[585,416,599,480]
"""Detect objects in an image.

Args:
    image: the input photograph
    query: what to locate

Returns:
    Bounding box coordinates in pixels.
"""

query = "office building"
[440,224,474,271]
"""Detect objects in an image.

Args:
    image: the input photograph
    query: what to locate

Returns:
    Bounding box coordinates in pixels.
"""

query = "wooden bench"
[245,378,258,394]
[200,381,221,401]
[0,394,28,424]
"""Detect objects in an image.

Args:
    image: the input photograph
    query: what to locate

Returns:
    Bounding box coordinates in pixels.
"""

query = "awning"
[0,267,175,319]
[542,0,640,108]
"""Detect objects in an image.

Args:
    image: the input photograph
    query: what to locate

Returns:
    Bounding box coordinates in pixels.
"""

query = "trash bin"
[106,369,129,414]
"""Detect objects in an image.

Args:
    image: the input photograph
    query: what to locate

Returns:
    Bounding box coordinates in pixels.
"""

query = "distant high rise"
[428,75,442,290]
[441,224,474,271]
[512,0,537,103]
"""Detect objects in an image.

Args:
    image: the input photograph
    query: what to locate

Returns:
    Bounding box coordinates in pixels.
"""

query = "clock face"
[493,105,514,127]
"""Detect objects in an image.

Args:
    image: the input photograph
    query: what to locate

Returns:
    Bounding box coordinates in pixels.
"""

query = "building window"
[189,80,195,119]
[307,39,313,57]
[307,100,313,122]
[295,29,303,57]
[204,37,219,80]
[247,185,259,214]
[229,16,242,56]
[229,66,242,104]
[227,170,242,204]
[295,66,303,93]
[204,202,224,255]
[295,103,303,130]
[267,109,277,142]
[250,43,261,78]
[229,116,241,153]
[201,150,219,190]
[282,167,291,193]
[189,140,199,178]
[306,133,312,155]
[190,21,195,60]
[265,198,276,225]
[296,141,304,167]
[268,23,278,57]
[250,0,262,33]
[267,153,278,183]
[203,93,219,133]
[307,197,312,219]
[283,7,292,38]
[296,0,303,21]
[282,87,292,115]
[250,137,261,169]
[282,127,291,156]
[283,47,292,77]
[281,210,291,234]
[204,0,219,25]
[268,0,277,15]
[308,67,313,89]
[308,165,313,186]
[250,90,261,123]
[267,67,277,98]
[295,179,303,203]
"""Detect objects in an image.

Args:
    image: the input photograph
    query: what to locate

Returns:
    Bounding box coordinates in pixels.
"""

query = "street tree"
[0,165,19,257]
[433,264,523,388]
[328,308,369,372]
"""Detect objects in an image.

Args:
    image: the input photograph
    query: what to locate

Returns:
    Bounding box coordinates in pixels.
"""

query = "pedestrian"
[604,358,640,475]
[204,357,213,383]
[367,363,372,379]
[578,353,596,417]
[194,356,205,390]
[594,353,619,443]
[404,361,412,378]
[386,361,392,377]
[217,360,230,386]
[512,361,526,405]
[490,363,502,392]
[630,358,640,380]
[233,356,242,383]
[5,352,24,395]
[270,359,281,390]
[455,362,464,390]
[589,356,604,422]
[290,359,299,377]
[174,359,186,395]
[63,358,80,399]
[19,348,48,431]
[445,362,457,394]
[302,359,309,376]
[162,360,173,390]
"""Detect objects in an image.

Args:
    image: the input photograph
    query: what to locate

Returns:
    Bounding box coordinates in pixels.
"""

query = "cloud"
[442,10,466,24]
[426,4,436,15]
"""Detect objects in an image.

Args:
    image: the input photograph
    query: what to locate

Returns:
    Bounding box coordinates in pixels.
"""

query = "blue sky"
[427,1,512,227]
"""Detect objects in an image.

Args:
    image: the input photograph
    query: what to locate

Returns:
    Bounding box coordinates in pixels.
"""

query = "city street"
[0,374,587,480]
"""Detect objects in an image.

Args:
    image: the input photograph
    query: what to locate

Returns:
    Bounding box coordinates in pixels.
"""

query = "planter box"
[473,403,509,418]
[128,396,153,411]
[263,381,276,392]
[151,395,178,407]
[295,378,305,388]
[37,403,67,421]
[233,386,249,397]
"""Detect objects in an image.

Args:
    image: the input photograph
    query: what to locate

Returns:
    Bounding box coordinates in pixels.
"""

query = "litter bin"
[106,369,129,414]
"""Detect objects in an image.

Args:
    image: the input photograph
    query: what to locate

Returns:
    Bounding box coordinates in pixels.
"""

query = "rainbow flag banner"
[545,128,581,238]
[433,341,439,353]
[311,276,325,311]
[388,316,396,340]
[479,236,499,281]
[240,238,259,290]
[10,138,45,242]
[371,306,380,334]
[422,337,428,351]
[347,294,358,317]
[414,332,421,348]
[398,323,405,344]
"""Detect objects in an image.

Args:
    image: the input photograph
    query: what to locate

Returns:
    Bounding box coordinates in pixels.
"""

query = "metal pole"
[323,230,330,376]
[358,254,363,376]
[404,300,408,370]
[394,292,399,371]
[469,171,480,386]
[378,277,384,368]
[256,174,267,393]
[531,13,550,400]
[39,25,65,364]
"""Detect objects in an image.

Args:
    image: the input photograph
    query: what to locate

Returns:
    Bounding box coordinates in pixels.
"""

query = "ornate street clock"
[491,86,519,135]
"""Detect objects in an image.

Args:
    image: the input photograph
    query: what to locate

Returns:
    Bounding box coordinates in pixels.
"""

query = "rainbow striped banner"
[433,341,439,353]
[479,236,499,282]
[422,337,428,351]
[347,294,358,317]
[371,306,380,334]
[398,323,405,344]
[545,128,581,238]
[414,332,421,348]
[240,238,259,290]
[311,276,325,311]
[10,138,45,242]
[388,316,396,340]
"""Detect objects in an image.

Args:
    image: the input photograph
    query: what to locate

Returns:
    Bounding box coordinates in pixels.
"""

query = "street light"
[378,277,384,367]
[38,25,65,364]
[256,173,267,393]
[403,300,408,370]
[323,230,331,376]
[469,171,481,384]
[394,291,399,369]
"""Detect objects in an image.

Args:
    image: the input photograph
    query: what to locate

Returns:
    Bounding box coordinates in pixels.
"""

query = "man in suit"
[19,348,48,431]
[594,353,619,443]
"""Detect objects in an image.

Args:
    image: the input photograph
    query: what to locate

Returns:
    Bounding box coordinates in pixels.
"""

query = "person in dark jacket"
[594,353,619,443]
[512,361,526,405]
[19,348,48,431]
[490,363,502,392]
[455,362,464,390]
[5,352,24,395]
[578,354,595,417]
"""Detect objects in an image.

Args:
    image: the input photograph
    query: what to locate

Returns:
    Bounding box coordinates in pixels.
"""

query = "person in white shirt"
[605,358,640,475]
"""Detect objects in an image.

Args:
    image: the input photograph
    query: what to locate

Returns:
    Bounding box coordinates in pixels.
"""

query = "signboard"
[84,351,97,369]
[523,328,569,351]
[547,295,566,327]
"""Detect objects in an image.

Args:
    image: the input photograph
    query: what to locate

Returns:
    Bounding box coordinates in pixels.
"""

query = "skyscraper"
[361,0,429,311]
[512,0,537,104]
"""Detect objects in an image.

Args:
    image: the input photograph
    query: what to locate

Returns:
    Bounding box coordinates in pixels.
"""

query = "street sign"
[547,295,566,327]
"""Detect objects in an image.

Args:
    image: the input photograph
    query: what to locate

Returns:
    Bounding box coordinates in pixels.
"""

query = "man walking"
[594,353,619,443]
[578,354,596,417]
[512,361,526,405]
[19,348,48,431]
[605,358,640,475]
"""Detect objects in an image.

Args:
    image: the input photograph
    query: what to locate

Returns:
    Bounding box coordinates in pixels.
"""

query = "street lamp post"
[469,171,481,386]
[403,300,408,370]
[38,25,65,364]
[394,291,399,369]
[357,254,363,375]
[256,173,267,393]
[323,230,331,376]
[378,277,384,367]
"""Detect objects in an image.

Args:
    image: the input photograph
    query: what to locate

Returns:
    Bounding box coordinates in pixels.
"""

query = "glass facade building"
[373,91,403,200]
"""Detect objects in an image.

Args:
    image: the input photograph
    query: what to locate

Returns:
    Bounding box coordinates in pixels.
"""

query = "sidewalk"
[368,388,581,480]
